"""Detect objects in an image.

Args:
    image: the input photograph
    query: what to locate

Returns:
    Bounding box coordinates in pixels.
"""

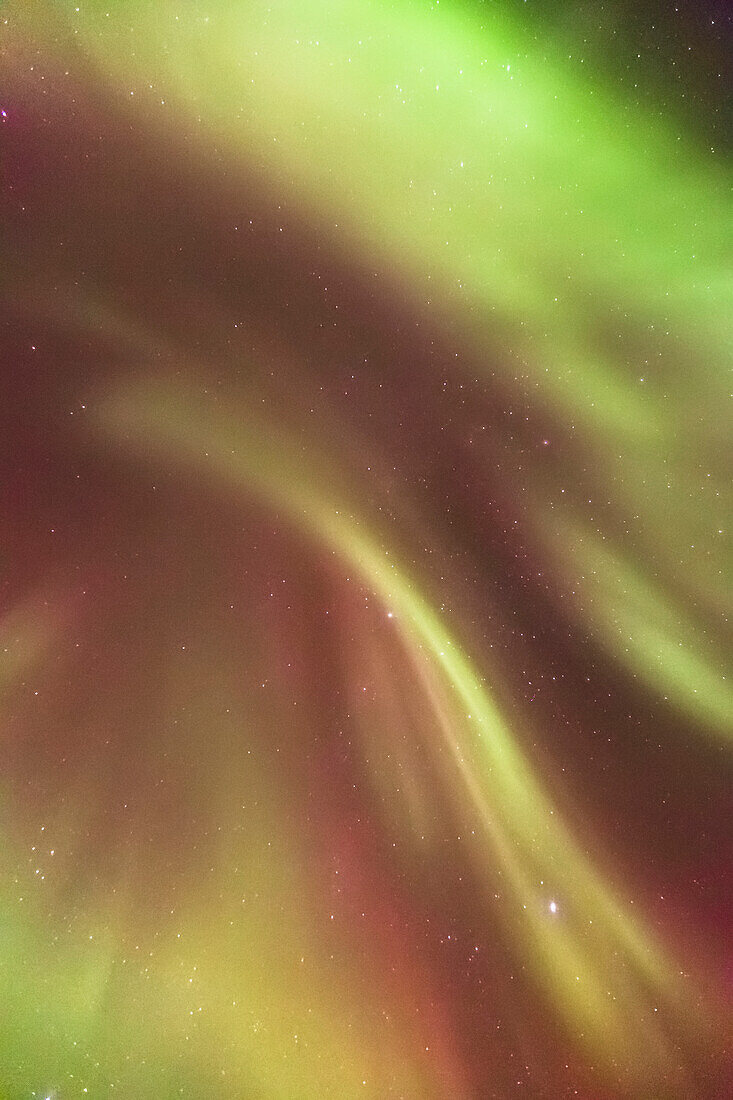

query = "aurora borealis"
[1,1,731,1096]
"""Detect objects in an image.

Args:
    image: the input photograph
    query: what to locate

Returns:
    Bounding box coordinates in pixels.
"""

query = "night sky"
[2,2,731,1097]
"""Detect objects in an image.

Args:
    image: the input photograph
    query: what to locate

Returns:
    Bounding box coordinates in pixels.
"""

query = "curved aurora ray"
[93,369,710,1085]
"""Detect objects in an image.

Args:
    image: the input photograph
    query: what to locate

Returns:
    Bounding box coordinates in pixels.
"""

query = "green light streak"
[95,373,702,1080]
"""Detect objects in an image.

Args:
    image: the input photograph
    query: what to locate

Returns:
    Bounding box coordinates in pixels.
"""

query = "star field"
[1,2,731,1097]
